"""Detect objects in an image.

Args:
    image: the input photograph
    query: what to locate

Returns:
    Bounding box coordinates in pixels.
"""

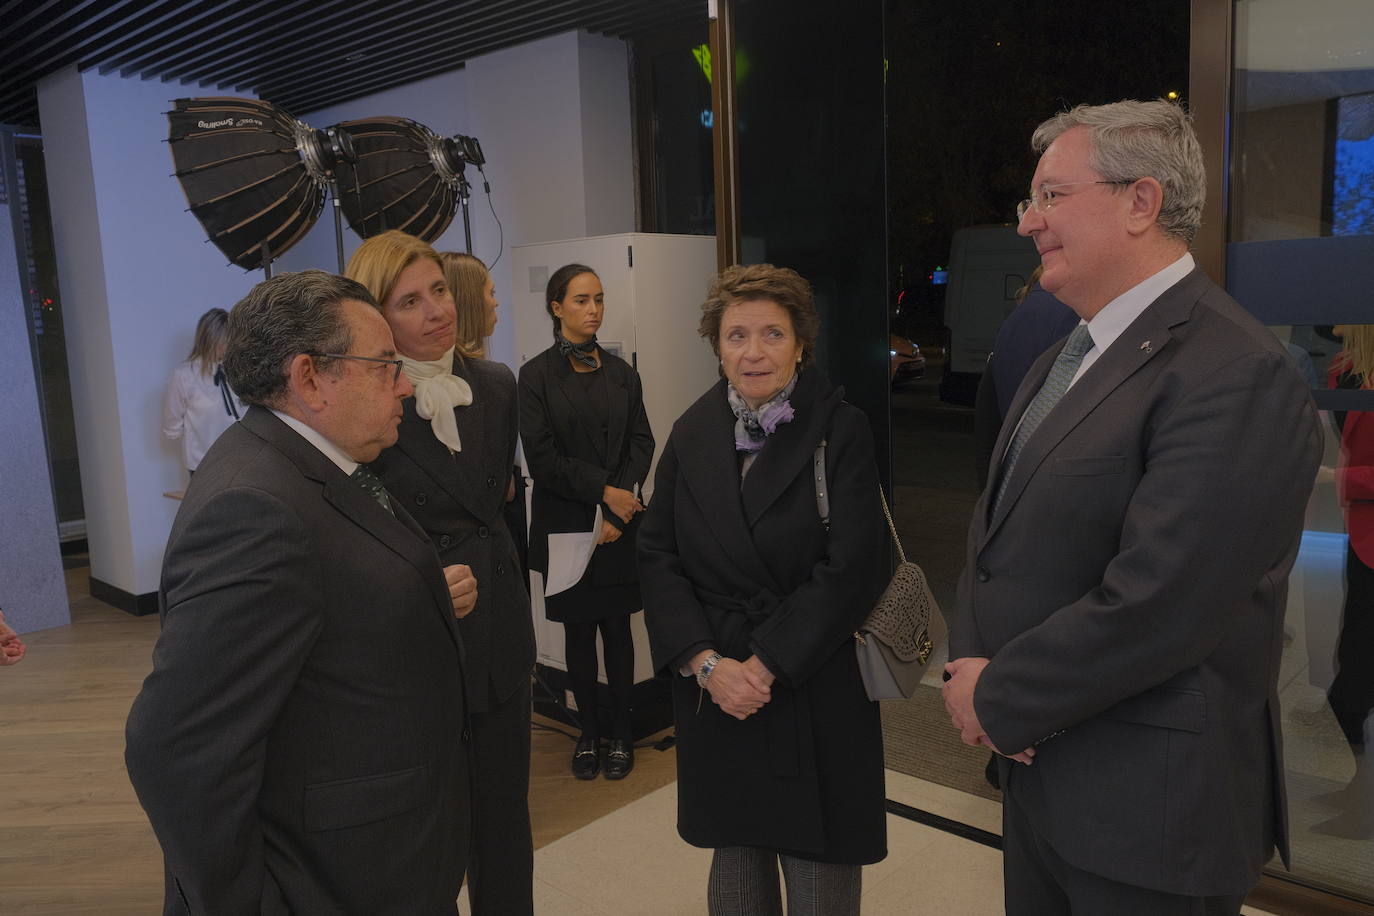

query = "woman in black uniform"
[347,230,535,915]
[518,263,654,780]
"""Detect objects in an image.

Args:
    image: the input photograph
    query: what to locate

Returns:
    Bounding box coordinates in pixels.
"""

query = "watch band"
[696,652,724,688]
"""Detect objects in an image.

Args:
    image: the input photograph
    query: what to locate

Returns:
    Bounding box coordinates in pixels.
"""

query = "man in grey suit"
[126,271,478,914]
[944,101,1322,914]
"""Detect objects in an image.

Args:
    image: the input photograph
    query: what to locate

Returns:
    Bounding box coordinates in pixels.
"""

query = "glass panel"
[1228,0,1374,326]
[647,36,714,236]
[734,0,890,471]
[1233,2,1374,898]
[8,133,84,533]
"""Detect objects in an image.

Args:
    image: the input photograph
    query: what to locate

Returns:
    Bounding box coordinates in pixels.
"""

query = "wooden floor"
[0,563,677,914]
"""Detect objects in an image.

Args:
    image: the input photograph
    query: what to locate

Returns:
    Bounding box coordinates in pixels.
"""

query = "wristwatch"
[696,652,724,688]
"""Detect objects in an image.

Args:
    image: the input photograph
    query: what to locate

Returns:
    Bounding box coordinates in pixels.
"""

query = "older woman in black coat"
[347,231,536,916]
[639,264,888,915]
[519,263,655,781]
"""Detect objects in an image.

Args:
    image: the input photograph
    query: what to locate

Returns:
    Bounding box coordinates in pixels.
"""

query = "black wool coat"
[638,369,889,864]
[371,356,535,713]
[518,344,655,623]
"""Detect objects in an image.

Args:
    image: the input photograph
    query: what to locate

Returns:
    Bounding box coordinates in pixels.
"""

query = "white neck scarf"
[400,347,473,453]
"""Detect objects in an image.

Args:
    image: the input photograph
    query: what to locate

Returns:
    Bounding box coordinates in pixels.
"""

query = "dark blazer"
[371,356,535,712]
[126,407,471,915]
[518,344,654,612]
[639,370,889,864]
[951,268,1322,896]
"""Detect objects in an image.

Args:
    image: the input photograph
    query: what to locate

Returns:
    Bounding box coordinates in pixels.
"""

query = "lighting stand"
[328,175,346,272]
[456,167,473,255]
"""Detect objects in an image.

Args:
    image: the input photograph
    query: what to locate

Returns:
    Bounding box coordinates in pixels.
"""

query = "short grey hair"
[223,270,376,406]
[1031,100,1206,243]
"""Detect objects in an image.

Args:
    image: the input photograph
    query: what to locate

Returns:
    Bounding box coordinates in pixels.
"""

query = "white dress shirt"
[1002,253,1196,458]
[269,409,358,476]
[1068,252,1195,389]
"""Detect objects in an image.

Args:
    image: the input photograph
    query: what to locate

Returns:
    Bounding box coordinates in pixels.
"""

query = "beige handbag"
[854,488,946,699]
[813,441,945,700]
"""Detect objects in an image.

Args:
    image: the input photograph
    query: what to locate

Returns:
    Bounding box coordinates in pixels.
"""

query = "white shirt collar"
[269,408,359,476]
[1081,252,1195,360]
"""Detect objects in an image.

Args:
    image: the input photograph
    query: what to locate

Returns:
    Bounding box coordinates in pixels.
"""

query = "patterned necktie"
[992,323,1095,515]
[350,464,395,516]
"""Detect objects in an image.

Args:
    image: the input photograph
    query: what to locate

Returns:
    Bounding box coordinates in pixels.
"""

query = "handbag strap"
[813,439,830,529]
[878,486,907,565]
[813,438,906,565]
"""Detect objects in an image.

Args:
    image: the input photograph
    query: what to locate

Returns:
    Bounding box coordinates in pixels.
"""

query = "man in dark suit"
[126,270,478,914]
[944,101,1322,913]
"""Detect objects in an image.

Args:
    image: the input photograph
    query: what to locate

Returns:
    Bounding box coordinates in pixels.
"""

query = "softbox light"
[167,97,354,271]
[333,117,464,243]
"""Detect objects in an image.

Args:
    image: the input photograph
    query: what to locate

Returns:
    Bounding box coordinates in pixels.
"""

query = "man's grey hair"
[223,270,377,407]
[1032,99,1206,244]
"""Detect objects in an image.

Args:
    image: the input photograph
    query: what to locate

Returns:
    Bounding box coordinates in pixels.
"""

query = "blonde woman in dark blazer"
[519,263,654,781]
[347,231,535,916]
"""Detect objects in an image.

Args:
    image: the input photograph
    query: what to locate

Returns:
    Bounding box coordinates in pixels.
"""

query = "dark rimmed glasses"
[314,352,404,383]
[1016,179,1137,221]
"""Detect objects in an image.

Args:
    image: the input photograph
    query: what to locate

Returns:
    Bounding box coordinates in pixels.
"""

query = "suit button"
[415,492,427,506]
[976,566,990,583]
[478,526,489,538]
[496,563,505,576]
[439,535,452,548]
[486,476,497,489]
[461,727,472,743]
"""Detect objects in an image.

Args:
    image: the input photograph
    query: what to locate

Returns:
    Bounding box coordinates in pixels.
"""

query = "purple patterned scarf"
[727,374,798,452]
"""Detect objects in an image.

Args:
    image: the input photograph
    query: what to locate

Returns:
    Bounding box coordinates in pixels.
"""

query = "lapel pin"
[1139,340,1152,354]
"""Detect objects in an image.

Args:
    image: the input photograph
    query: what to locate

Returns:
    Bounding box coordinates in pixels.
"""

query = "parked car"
[890,334,926,385]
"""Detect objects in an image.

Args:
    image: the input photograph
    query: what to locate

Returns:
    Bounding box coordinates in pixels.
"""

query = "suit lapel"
[740,373,837,528]
[321,477,462,647]
[240,409,461,651]
[674,382,785,594]
[409,359,490,519]
[983,270,1205,544]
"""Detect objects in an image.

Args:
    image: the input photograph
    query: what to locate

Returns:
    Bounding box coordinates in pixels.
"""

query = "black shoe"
[572,736,600,780]
[605,738,634,780]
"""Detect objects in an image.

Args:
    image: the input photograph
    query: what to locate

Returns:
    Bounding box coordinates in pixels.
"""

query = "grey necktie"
[992,323,1095,514]
[350,464,395,516]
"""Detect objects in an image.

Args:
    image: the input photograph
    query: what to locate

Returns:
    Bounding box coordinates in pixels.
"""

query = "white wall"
[38,66,261,596]
[34,28,637,599]
[577,30,636,238]
[465,30,636,365]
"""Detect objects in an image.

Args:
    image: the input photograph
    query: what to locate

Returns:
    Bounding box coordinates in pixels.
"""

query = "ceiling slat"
[92,0,274,75]
[190,0,570,90]
[140,0,389,83]
[161,0,489,85]
[249,0,637,100]
[0,0,147,82]
[0,0,708,130]
[0,0,94,43]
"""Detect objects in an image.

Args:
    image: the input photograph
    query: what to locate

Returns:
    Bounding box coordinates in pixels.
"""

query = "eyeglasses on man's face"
[1015,179,1136,221]
[314,352,405,383]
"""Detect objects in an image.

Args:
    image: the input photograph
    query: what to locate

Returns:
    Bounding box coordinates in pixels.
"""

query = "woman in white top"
[162,307,239,476]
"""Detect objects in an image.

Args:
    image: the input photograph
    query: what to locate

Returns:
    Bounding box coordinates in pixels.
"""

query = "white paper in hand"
[543,505,603,596]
